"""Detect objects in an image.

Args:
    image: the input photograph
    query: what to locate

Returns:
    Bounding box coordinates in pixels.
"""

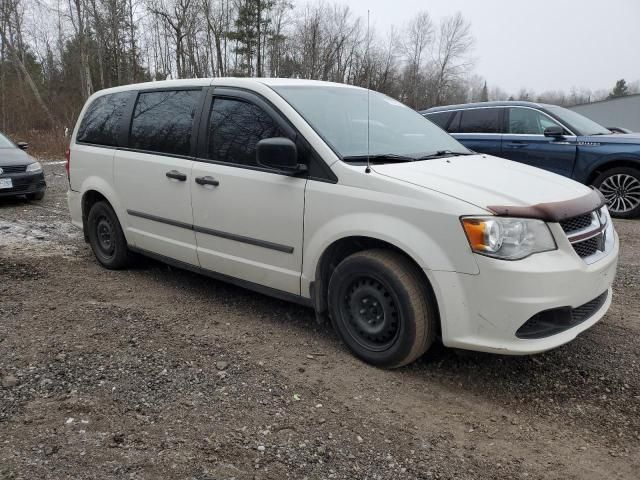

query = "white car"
[67,78,619,368]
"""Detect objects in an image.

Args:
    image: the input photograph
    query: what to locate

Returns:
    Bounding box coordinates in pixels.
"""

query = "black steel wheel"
[87,201,131,269]
[328,249,437,368]
[339,275,400,352]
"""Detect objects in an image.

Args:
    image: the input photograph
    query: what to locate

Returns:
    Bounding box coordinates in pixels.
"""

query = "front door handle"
[505,143,528,149]
[195,176,220,187]
[166,170,187,181]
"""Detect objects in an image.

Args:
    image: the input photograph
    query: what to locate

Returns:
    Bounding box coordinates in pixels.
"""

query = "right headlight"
[26,161,42,173]
[461,216,557,260]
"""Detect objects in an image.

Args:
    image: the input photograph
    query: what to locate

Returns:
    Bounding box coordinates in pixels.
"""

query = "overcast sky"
[347,0,640,94]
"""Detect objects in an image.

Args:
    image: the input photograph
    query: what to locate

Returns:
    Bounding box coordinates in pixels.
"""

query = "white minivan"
[67,78,619,368]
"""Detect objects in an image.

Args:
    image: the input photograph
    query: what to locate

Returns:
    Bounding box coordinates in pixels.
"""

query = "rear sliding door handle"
[166,170,187,181]
[195,176,220,187]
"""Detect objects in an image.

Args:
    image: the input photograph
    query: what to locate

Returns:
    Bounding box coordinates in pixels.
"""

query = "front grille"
[560,213,593,234]
[560,210,607,260]
[572,235,602,258]
[516,290,608,339]
[0,178,45,194]
[0,164,27,174]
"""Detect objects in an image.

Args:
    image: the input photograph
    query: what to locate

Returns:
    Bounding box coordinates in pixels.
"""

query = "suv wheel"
[593,167,640,218]
[87,201,131,269]
[327,249,436,368]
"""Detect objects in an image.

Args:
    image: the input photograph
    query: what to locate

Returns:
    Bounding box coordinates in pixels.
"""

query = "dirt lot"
[1,161,639,480]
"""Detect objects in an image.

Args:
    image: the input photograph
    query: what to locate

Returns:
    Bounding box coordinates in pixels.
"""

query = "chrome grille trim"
[561,208,610,262]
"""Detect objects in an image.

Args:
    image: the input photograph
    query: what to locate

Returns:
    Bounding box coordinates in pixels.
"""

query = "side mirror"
[256,137,306,174]
[543,126,564,138]
[16,142,29,150]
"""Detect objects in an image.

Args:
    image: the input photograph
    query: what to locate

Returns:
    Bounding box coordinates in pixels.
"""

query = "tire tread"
[330,248,435,368]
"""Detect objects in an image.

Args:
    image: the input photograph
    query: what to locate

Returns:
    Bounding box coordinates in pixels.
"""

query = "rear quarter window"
[76,91,135,146]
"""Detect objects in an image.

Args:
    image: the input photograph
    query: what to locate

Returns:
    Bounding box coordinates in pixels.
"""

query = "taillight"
[65,147,70,182]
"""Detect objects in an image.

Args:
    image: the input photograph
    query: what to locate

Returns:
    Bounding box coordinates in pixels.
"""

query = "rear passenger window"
[207,98,284,166]
[459,108,502,133]
[129,89,202,156]
[425,111,452,129]
[76,91,134,146]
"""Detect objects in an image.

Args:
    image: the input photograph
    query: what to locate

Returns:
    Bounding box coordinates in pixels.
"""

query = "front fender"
[575,147,640,183]
[301,211,480,298]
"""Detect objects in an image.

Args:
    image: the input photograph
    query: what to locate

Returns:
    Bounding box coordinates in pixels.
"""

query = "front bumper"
[0,171,46,197]
[430,227,619,355]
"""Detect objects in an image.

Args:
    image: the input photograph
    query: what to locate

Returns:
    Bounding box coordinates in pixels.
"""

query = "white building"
[570,94,640,133]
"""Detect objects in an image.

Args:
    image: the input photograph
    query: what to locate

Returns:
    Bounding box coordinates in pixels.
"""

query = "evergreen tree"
[610,79,629,98]
[228,0,275,76]
[480,81,488,102]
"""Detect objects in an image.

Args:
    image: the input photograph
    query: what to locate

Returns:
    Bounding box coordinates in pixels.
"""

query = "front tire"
[26,191,45,201]
[327,249,436,368]
[593,167,640,218]
[87,201,131,269]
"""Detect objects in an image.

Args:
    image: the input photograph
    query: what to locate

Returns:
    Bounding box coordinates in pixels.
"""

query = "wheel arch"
[310,235,441,335]
[79,182,128,243]
[586,157,640,185]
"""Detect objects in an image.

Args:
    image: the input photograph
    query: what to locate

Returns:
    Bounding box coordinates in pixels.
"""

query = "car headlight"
[461,216,557,260]
[26,162,42,173]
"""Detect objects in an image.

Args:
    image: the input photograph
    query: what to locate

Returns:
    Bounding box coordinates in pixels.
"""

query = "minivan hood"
[0,147,30,166]
[372,154,591,213]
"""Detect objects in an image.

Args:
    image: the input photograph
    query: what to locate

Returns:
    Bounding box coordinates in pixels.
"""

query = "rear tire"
[26,191,45,201]
[87,201,131,269]
[327,249,436,368]
[593,167,640,218]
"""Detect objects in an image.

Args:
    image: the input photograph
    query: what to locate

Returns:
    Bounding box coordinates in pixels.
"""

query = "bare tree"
[67,0,94,98]
[0,0,56,125]
[430,12,473,106]
[401,11,433,109]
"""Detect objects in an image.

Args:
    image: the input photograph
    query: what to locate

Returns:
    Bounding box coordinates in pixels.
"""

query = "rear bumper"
[430,230,619,355]
[67,189,83,229]
[0,171,46,197]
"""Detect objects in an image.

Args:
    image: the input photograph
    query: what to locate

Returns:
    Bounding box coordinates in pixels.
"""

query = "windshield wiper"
[416,150,474,160]
[342,153,417,164]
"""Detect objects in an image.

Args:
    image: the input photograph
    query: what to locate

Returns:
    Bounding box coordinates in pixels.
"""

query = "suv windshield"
[272,85,469,161]
[545,106,611,136]
[0,132,14,149]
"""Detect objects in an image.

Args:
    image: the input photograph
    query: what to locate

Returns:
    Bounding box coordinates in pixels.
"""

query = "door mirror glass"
[256,137,305,173]
[544,125,564,138]
[16,142,28,150]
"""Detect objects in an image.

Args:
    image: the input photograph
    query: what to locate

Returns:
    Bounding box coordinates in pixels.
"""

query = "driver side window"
[207,97,285,166]
[507,108,561,135]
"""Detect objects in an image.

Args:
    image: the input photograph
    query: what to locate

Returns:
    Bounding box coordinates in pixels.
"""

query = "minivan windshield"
[0,132,14,149]
[545,106,611,136]
[272,86,470,161]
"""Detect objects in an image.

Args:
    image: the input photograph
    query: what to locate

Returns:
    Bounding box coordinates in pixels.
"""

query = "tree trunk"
[0,30,56,126]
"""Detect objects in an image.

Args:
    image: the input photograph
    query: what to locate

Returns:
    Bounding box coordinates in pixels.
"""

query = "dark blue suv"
[422,101,640,218]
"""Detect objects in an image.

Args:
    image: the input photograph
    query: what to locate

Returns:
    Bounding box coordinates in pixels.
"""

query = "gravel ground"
[0,162,638,480]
